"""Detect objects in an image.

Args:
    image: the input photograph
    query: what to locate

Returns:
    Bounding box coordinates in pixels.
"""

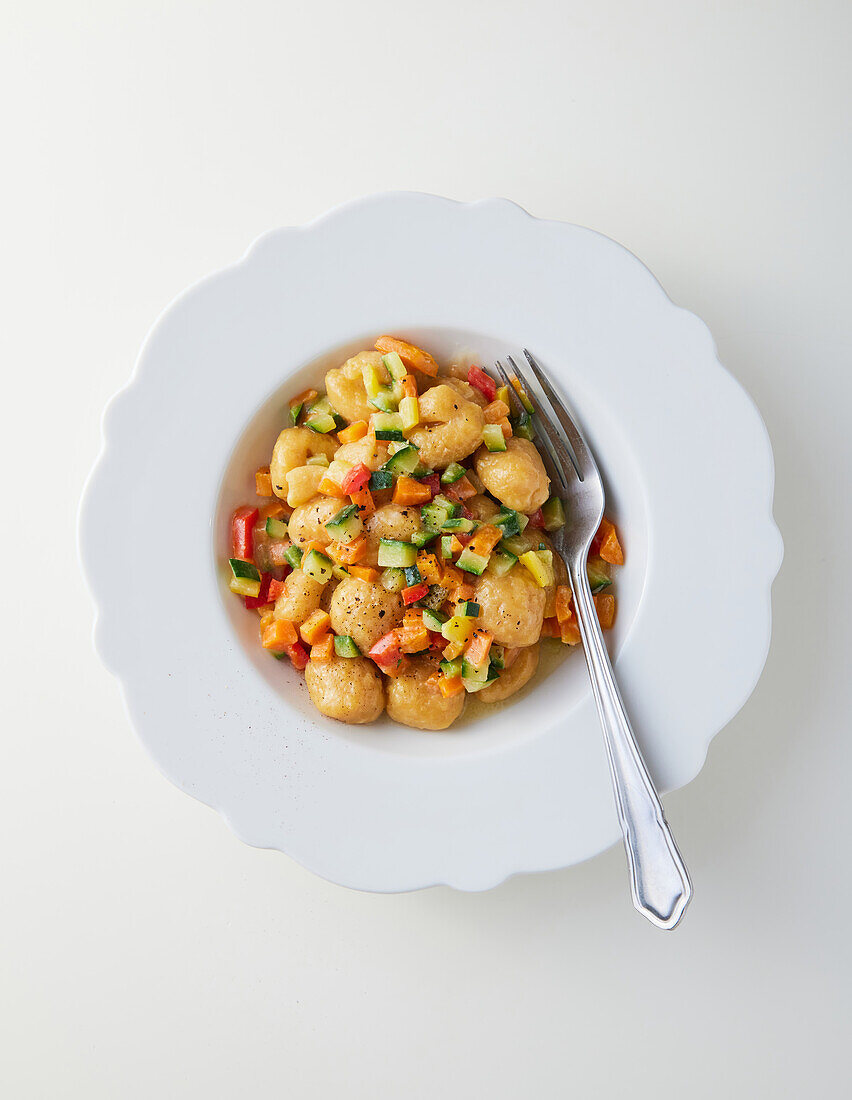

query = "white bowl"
[79,193,782,892]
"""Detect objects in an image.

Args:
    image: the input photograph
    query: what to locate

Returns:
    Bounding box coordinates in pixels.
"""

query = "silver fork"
[495,350,692,930]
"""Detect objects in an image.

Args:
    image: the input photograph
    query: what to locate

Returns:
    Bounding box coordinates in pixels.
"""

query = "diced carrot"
[349,486,376,517]
[540,617,561,638]
[398,624,430,653]
[330,535,367,565]
[442,640,465,661]
[560,618,582,645]
[318,476,347,498]
[448,535,465,557]
[258,501,287,521]
[439,675,465,698]
[554,585,573,624]
[498,417,513,439]
[597,520,624,566]
[310,634,335,663]
[262,618,298,652]
[595,593,616,629]
[416,551,443,586]
[337,420,369,444]
[302,541,330,558]
[465,630,493,669]
[483,399,511,423]
[468,524,502,557]
[374,335,439,376]
[299,609,332,645]
[348,565,380,583]
[452,475,477,500]
[393,476,432,506]
[401,376,418,400]
[453,583,476,603]
[255,467,273,496]
[290,387,317,408]
[440,564,464,589]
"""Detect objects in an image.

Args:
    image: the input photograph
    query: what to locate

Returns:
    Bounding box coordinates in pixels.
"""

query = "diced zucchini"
[289,401,304,426]
[489,645,506,670]
[381,351,407,381]
[420,501,453,532]
[325,458,353,486]
[305,454,330,467]
[493,510,522,538]
[372,412,404,441]
[325,503,363,544]
[458,600,480,618]
[411,530,437,548]
[461,678,489,694]
[377,539,417,568]
[500,534,529,556]
[440,656,463,678]
[421,608,447,633]
[587,558,612,594]
[418,585,448,612]
[441,615,476,644]
[376,428,405,441]
[441,517,475,534]
[513,409,535,441]
[229,558,261,581]
[265,516,289,539]
[308,394,333,415]
[283,544,303,569]
[541,496,566,532]
[387,440,408,455]
[306,412,337,434]
[403,564,422,586]
[462,656,490,681]
[302,548,333,583]
[332,564,351,581]
[519,549,552,587]
[369,389,399,414]
[487,547,518,577]
[482,424,507,452]
[334,635,361,658]
[229,575,261,598]
[380,567,407,593]
[399,394,420,430]
[440,462,466,484]
[383,444,420,476]
[440,535,453,559]
[456,547,490,575]
[369,469,394,491]
[361,363,383,398]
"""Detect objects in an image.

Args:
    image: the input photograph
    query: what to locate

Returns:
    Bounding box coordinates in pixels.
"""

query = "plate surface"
[79,193,782,891]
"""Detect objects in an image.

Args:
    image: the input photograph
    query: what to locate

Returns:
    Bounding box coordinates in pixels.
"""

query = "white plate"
[79,193,782,892]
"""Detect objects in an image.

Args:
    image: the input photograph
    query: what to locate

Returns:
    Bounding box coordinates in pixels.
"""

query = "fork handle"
[569,561,692,929]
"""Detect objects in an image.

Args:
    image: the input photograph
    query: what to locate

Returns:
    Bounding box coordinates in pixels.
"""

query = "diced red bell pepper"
[369,630,402,668]
[232,505,259,561]
[244,573,272,609]
[402,582,430,606]
[455,532,472,546]
[285,640,309,671]
[467,364,497,403]
[527,508,545,528]
[419,472,441,499]
[267,576,287,602]
[341,462,371,494]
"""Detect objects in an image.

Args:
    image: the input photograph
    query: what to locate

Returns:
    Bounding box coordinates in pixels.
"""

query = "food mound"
[225,337,623,730]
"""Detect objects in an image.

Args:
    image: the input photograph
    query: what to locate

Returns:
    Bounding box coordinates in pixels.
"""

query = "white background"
[2,2,850,1096]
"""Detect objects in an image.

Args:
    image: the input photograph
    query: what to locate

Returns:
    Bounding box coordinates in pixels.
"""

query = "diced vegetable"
[417,585,448,612]
[318,476,348,497]
[439,675,465,699]
[441,462,466,484]
[482,399,511,424]
[489,645,506,670]
[262,618,298,652]
[229,575,262,598]
[244,573,273,609]
[381,567,407,592]
[411,530,438,548]
[513,409,535,441]
[487,547,518,577]
[330,534,368,565]
[283,544,303,569]
[393,476,432,506]
[440,656,463,678]
[369,630,403,668]
[305,454,330,467]
[369,468,394,491]
[285,640,310,670]
[482,424,507,452]
[510,375,535,413]
[527,508,545,529]
[310,634,335,663]
[265,516,289,539]
[458,600,480,618]
[289,388,317,426]
[419,472,440,498]
[381,351,408,380]
[595,593,616,629]
[465,630,493,670]
[441,517,475,534]
[349,486,376,517]
[267,578,287,602]
[302,548,334,583]
[306,411,338,434]
[231,506,259,562]
[399,394,420,430]
[325,503,363,544]
[334,635,362,658]
[519,550,551,587]
[496,384,510,406]
[255,467,273,496]
[229,557,261,582]
[377,539,418,568]
[422,608,448,633]
[416,551,442,586]
[456,546,490,575]
[555,585,574,624]
[299,609,332,645]
[467,365,497,403]
[541,497,566,532]
[461,656,489,684]
[403,565,422,586]
[371,411,405,441]
[348,565,380,583]
[596,519,624,565]
[440,535,453,559]
[337,419,369,444]
[500,534,529,556]
[375,335,439,376]
[441,615,476,644]
[402,582,430,606]
[450,475,477,500]
[468,524,502,557]
[383,444,421,476]
[340,462,371,494]
[587,557,612,593]
[331,564,351,582]
[492,510,522,538]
